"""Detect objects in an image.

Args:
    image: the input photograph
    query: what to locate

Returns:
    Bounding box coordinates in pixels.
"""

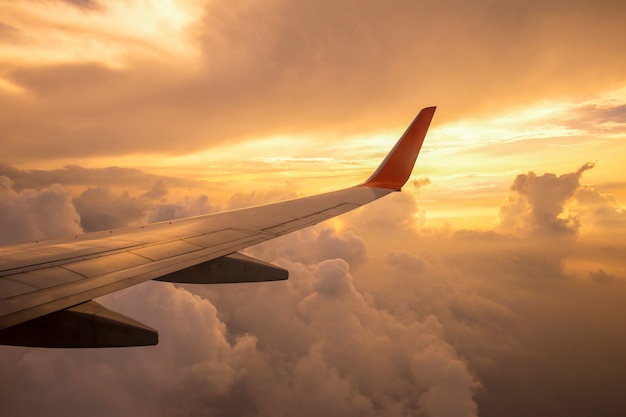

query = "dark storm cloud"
[3,0,626,161]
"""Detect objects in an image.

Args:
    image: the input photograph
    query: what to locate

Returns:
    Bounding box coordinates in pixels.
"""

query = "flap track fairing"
[154,252,289,284]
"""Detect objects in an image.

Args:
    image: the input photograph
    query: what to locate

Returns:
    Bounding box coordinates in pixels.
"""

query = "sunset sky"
[1,1,626,416]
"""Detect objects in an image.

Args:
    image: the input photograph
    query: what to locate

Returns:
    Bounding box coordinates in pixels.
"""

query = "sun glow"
[0,0,203,68]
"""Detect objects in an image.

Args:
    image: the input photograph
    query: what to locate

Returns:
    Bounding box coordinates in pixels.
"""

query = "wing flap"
[0,300,157,348]
[8,266,85,289]
[130,240,204,261]
[0,278,38,298]
[183,228,260,248]
[155,252,288,284]
[63,252,152,278]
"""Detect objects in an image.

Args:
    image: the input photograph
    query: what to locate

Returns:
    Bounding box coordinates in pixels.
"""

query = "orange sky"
[1,1,626,417]
[2,0,626,229]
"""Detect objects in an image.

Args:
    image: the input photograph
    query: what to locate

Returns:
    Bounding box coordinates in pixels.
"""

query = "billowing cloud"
[0,165,221,233]
[574,184,626,230]
[0,176,81,244]
[0,281,258,417]
[146,194,217,223]
[73,186,150,231]
[498,163,594,236]
[1,164,626,417]
[247,226,368,267]
[141,179,169,200]
[73,184,218,231]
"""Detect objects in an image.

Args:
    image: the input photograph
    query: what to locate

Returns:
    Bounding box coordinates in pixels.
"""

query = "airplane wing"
[0,106,436,348]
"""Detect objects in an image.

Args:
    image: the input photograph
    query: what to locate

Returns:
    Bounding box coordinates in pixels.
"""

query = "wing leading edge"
[0,106,436,347]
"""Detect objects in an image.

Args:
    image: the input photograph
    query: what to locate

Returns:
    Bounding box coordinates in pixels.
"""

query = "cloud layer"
[1,163,625,416]
[0,176,82,244]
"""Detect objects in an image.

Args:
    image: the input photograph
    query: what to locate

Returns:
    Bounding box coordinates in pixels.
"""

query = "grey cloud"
[372,232,626,417]
[574,185,626,229]
[311,259,353,297]
[146,194,217,223]
[565,103,626,132]
[146,203,187,223]
[73,184,218,231]
[498,163,594,236]
[181,224,479,416]
[414,357,480,417]
[73,186,150,231]
[315,229,368,266]
[385,251,427,273]
[246,226,368,267]
[17,232,475,417]
[0,176,82,244]
[141,179,168,200]
[0,165,222,232]
[0,281,257,417]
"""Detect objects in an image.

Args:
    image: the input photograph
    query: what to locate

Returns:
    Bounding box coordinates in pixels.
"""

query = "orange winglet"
[360,106,436,190]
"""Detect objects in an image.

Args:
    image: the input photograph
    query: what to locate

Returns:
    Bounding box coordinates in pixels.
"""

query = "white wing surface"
[0,107,436,347]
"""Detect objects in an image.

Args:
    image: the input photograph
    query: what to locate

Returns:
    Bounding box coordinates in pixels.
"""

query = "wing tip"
[360,106,436,190]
